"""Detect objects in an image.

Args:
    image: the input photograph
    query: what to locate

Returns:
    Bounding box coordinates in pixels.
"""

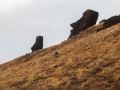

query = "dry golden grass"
[0,22,120,90]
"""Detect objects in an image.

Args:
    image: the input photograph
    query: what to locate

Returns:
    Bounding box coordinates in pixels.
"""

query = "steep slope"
[0,23,120,90]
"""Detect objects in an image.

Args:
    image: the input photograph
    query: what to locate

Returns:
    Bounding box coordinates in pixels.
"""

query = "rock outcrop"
[68,9,99,39]
[97,15,120,32]
[31,36,43,52]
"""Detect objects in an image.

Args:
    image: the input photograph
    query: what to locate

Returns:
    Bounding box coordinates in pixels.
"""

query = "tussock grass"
[0,23,120,90]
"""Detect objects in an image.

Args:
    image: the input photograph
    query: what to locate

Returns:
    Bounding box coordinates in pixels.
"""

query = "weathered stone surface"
[31,36,43,52]
[68,9,99,39]
[97,16,120,32]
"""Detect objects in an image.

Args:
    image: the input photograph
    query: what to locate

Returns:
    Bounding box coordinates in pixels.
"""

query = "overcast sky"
[0,0,120,64]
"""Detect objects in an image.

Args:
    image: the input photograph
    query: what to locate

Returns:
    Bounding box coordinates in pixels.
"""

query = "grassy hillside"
[0,22,120,90]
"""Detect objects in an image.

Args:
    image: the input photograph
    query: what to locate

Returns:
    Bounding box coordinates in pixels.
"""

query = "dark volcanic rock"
[97,15,120,32]
[68,9,99,39]
[31,36,43,52]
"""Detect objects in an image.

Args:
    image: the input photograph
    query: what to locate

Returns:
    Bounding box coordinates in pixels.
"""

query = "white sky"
[0,0,120,64]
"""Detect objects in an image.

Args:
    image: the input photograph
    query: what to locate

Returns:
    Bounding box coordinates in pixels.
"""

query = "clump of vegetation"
[114,74,120,82]
[14,59,20,64]
[54,51,61,57]
[0,67,7,72]
[40,52,47,57]
[106,36,115,42]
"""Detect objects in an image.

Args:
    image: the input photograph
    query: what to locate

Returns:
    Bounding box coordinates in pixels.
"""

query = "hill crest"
[0,17,120,90]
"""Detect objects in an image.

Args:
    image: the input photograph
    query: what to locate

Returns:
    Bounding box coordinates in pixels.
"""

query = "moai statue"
[31,36,43,52]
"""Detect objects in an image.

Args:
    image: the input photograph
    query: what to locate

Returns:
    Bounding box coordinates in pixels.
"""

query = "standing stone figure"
[97,15,120,32]
[68,9,99,39]
[31,36,43,52]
